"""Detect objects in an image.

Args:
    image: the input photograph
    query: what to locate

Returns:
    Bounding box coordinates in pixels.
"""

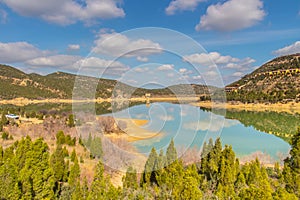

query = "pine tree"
[86,133,92,148]
[68,154,80,186]
[50,144,68,195]
[156,160,185,199]
[56,130,66,145]
[141,147,158,185]
[166,139,177,166]
[283,128,300,197]
[1,113,8,125]
[88,161,119,200]
[0,159,20,199]
[0,146,3,165]
[200,138,222,184]
[201,141,208,158]
[68,114,75,127]
[31,138,55,199]
[90,136,103,159]
[154,149,166,176]
[71,149,76,162]
[180,164,202,200]
[81,177,90,200]
[122,166,138,189]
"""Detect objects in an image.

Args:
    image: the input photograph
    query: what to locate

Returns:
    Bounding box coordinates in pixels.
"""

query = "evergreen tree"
[0,159,20,199]
[216,145,237,199]
[68,114,75,127]
[141,147,158,185]
[50,144,68,195]
[68,154,80,186]
[86,133,92,148]
[154,149,166,173]
[166,139,177,166]
[1,113,8,125]
[71,149,76,162]
[81,177,90,200]
[200,138,222,184]
[56,131,66,145]
[180,164,202,200]
[283,128,300,197]
[88,161,119,200]
[0,146,3,165]
[122,166,138,189]
[90,136,103,159]
[30,138,55,199]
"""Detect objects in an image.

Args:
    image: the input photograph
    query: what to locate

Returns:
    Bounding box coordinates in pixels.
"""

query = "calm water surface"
[111,102,290,161]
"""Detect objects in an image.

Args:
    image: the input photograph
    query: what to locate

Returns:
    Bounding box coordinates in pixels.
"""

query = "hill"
[0,64,211,100]
[226,54,300,103]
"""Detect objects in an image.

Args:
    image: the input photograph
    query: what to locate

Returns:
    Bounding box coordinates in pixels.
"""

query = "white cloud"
[273,41,300,56]
[192,75,202,80]
[184,52,238,66]
[0,41,47,63]
[157,64,174,71]
[225,57,255,71]
[73,57,128,69]
[183,52,255,70]
[92,32,163,59]
[196,0,265,32]
[2,0,125,25]
[179,68,187,73]
[26,55,129,76]
[184,117,238,132]
[232,72,244,77]
[25,55,81,68]
[165,0,205,15]
[167,73,175,77]
[133,67,149,73]
[136,56,149,62]
[0,8,7,23]
[68,44,80,51]
[159,115,174,121]
[183,51,256,84]
[72,56,129,76]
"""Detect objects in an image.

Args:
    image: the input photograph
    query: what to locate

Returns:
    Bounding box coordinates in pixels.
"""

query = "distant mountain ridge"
[226,54,300,102]
[0,64,211,100]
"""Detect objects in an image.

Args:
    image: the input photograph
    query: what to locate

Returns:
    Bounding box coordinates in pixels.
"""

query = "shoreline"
[1,97,300,114]
[191,101,300,114]
[0,96,198,106]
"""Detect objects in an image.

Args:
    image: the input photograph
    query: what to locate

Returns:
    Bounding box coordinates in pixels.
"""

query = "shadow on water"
[202,107,300,143]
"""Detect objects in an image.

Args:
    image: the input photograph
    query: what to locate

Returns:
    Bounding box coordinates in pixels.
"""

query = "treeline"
[226,89,300,104]
[1,131,300,199]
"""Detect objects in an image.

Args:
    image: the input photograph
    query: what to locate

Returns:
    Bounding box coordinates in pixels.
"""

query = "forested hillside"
[1,129,300,199]
[226,54,300,103]
[0,64,211,100]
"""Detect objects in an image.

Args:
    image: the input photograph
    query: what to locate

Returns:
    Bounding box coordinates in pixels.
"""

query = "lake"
[110,102,291,163]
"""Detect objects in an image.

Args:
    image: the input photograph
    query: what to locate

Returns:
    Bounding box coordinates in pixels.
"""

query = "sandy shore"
[0,97,198,106]
[191,101,300,114]
[105,118,162,142]
[0,97,111,106]
[1,97,299,114]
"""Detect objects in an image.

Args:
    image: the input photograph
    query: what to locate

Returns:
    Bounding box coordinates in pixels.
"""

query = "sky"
[0,0,300,87]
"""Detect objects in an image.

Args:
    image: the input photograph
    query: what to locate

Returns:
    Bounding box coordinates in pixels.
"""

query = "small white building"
[5,114,19,120]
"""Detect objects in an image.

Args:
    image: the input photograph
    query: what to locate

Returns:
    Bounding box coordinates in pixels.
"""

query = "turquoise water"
[110,102,290,161]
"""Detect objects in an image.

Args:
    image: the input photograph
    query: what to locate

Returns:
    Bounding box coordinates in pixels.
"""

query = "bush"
[1,132,9,140]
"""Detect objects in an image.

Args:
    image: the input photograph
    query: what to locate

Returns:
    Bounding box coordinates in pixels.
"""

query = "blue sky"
[0,0,300,87]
